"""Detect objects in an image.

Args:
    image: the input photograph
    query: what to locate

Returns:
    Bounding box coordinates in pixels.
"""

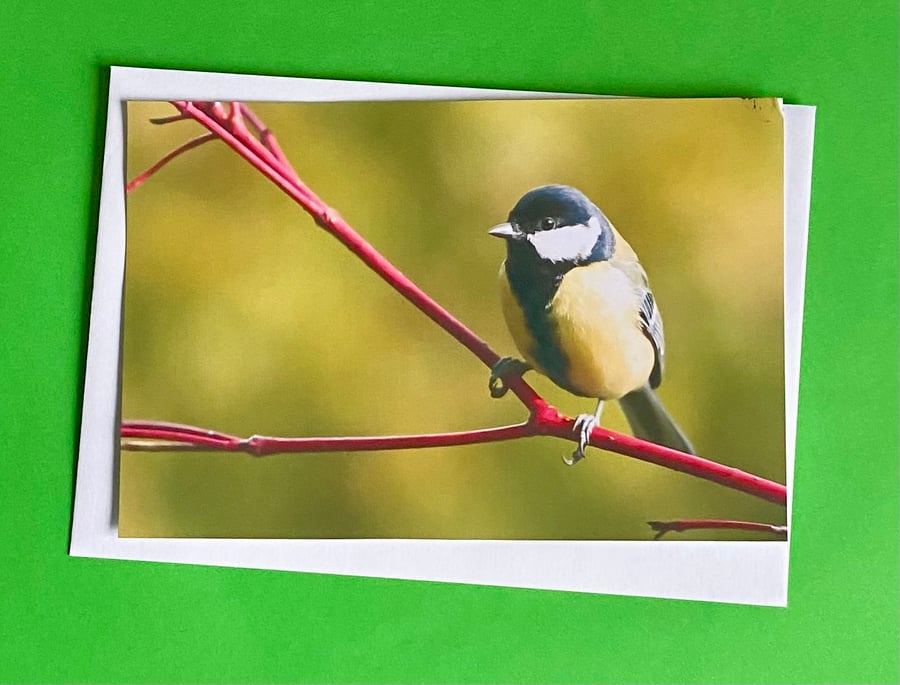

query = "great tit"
[488,184,694,464]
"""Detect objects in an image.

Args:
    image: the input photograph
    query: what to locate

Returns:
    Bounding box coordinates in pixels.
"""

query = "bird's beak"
[488,222,522,240]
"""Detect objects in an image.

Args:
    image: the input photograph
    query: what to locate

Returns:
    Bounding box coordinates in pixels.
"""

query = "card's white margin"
[70,66,814,607]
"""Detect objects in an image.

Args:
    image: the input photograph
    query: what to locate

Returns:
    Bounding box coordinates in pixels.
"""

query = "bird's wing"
[638,286,664,388]
[609,227,665,388]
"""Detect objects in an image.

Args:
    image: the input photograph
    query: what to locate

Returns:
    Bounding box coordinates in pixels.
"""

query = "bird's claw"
[564,413,597,466]
[488,357,530,398]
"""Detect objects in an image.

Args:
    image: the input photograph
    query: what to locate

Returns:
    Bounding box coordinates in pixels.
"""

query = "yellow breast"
[499,261,654,399]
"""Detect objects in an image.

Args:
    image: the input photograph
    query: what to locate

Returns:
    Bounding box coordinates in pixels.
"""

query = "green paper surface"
[0,1,897,682]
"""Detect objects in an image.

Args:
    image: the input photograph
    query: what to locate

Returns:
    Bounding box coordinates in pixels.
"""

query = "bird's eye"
[540,217,557,230]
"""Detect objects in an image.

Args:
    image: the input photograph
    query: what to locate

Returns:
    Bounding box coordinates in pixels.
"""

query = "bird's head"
[489,185,615,266]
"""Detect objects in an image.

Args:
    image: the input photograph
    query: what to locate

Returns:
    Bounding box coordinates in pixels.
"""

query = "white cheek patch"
[527,218,602,263]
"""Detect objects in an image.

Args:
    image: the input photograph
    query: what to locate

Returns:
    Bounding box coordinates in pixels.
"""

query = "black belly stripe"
[504,245,573,391]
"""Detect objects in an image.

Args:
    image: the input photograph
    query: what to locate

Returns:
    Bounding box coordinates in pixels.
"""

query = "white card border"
[71,66,814,606]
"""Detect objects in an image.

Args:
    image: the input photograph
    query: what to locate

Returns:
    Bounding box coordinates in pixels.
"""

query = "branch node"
[531,401,565,430]
[314,207,341,230]
[243,435,267,457]
[209,101,228,119]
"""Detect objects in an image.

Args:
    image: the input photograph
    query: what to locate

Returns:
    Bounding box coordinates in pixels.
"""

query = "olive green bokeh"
[121,97,785,539]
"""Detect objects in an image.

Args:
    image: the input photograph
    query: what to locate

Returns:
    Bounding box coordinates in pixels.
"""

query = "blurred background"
[121,97,785,539]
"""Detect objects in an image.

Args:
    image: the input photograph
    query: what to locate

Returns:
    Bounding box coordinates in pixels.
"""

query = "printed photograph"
[120,97,786,539]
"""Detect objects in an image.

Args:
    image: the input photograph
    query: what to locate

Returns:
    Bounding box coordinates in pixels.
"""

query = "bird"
[487,184,694,464]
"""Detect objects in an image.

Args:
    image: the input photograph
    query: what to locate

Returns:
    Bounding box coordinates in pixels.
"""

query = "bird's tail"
[619,385,695,455]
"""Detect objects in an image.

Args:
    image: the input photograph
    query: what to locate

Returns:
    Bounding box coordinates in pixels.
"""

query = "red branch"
[122,101,788,510]
[647,519,788,540]
[122,420,534,453]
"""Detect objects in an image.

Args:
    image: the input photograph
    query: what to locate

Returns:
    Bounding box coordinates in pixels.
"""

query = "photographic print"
[119,96,786,540]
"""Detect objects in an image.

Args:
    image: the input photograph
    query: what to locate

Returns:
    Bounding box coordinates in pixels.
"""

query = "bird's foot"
[564,413,598,466]
[488,357,530,398]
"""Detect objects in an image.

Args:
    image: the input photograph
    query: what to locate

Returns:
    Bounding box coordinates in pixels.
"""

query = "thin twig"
[126,132,218,192]
[236,103,300,183]
[123,420,238,442]
[648,519,788,540]
[149,112,193,125]
[122,421,535,456]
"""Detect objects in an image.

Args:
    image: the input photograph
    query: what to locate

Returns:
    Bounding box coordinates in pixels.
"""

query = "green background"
[0,0,896,681]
